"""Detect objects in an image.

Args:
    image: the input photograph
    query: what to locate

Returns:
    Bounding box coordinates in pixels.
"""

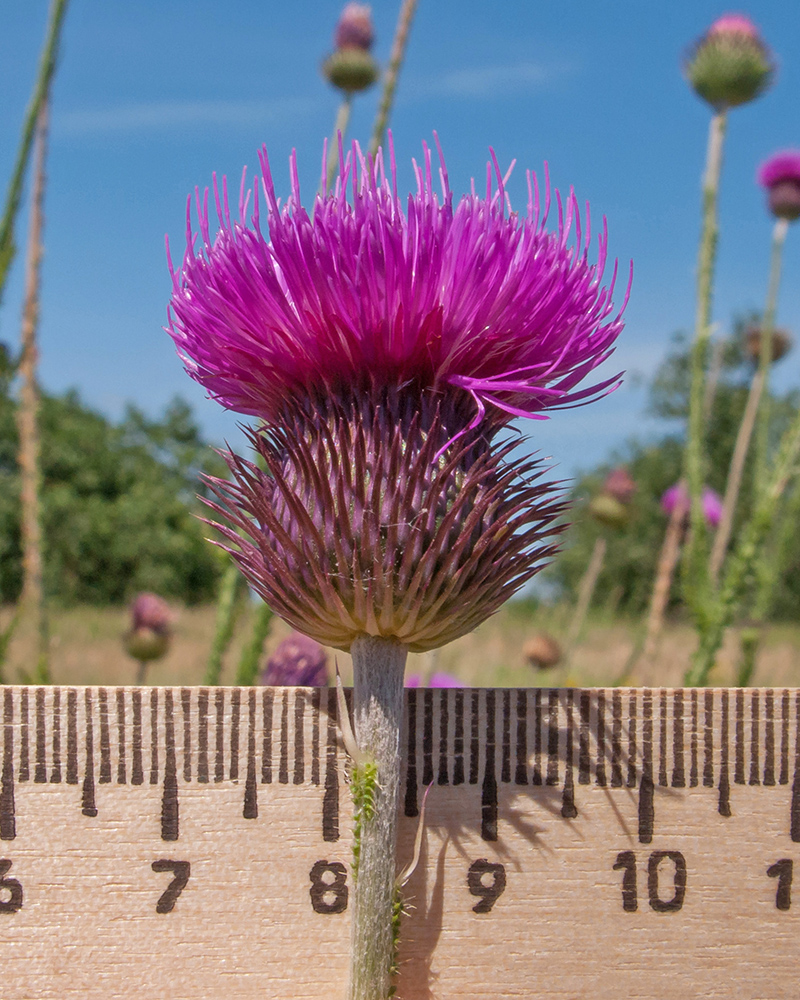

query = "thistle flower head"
[167,138,628,428]
[685,13,773,109]
[334,3,375,50]
[523,631,562,670]
[261,632,329,686]
[758,151,800,221]
[123,592,172,663]
[603,466,636,504]
[661,482,723,528]
[745,323,792,363]
[589,492,629,529]
[167,138,628,654]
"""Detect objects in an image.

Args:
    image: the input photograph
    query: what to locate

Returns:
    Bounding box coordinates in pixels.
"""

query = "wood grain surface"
[0,685,797,999]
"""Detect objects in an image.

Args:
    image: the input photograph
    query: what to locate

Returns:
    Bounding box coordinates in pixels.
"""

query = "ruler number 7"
[151,860,191,913]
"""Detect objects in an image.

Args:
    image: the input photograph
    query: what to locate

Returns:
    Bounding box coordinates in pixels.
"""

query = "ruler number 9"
[467,859,506,913]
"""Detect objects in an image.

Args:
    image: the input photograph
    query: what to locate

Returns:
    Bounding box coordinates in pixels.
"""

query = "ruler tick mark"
[214,689,224,783]
[230,689,241,782]
[244,688,257,819]
[117,689,127,785]
[596,691,607,788]
[19,689,29,782]
[182,688,192,783]
[279,692,289,785]
[719,690,731,818]
[481,690,498,841]
[323,687,340,840]
[132,690,143,785]
[293,691,305,785]
[780,689,790,785]
[261,689,273,784]
[532,688,542,786]
[50,687,61,784]
[404,689,418,817]
[1,688,15,840]
[197,689,209,784]
[689,689,698,787]
[561,689,577,819]
[610,690,623,788]
[791,691,800,842]
[765,690,776,786]
[735,689,745,785]
[546,690,559,786]
[500,690,510,785]
[35,688,46,783]
[161,689,178,842]
[422,690,434,787]
[453,689,465,786]
[515,690,528,786]
[672,690,685,788]
[82,689,97,818]
[749,691,760,786]
[639,689,654,844]
[439,690,451,786]
[66,688,78,785]
[99,689,111,784]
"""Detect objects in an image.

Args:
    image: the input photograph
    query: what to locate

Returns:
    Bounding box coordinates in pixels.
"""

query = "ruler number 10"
[613,851,687,913]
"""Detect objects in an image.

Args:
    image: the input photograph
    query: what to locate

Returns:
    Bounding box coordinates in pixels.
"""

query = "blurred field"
[3,601,800,688]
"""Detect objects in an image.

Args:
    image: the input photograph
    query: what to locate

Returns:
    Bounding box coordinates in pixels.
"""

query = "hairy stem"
[0,0,69,307]
[349,634,408,1000]
[564,536,607,655]
[204,560,246,685]
[682,110,727,615]
[710,217,788,584]
[685,401,800,685]
[325,96,353,190]
[235,601,273,685]
[16,101,50,682]
[641,488,687,668]
[368,0,419,157]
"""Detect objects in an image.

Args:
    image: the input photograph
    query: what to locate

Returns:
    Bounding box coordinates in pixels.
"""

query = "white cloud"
[407,60,573,101]
[55,97,317,136]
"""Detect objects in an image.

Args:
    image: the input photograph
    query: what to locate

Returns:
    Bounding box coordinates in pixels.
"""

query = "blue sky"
[2,1,800,481]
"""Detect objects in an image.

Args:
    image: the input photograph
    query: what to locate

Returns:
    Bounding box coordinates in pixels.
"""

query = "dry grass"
[3,601,800,688]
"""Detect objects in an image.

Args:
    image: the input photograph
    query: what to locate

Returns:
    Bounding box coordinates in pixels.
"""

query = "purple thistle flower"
[166,139,628,654]
[261,632,329,686]
[661,482,723,528]
[758,151,800,222]
[123,592,172,665]
[334,3,375,51]
[167,138,628,428]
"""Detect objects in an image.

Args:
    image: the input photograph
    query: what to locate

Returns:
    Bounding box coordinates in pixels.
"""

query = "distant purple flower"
[131,592,171,634]
[261,632,329,686]
[758,151,800,221]
[166,139,628,652]
[707,13,759,38]
[685,12,773,109]
[661,482,723,528]
[405,672,463,688]
[603,466,636,505]
[334,3,374,50]
[167,139,628,428]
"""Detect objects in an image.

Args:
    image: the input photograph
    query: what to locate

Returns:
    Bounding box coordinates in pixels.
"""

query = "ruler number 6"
[152,860,190,914]
[0,859,23,913]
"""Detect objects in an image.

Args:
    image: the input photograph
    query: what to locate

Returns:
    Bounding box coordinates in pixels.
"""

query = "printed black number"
[151,860,190,914]
[0,859,22,913]
[647,851,686,912]
[309,860,348,914]
[467,859,506,914]
[768,858,793,910]
[614,851,686,913]
[613,851,638,912]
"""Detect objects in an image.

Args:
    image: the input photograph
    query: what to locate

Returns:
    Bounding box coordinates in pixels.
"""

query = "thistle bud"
[758,152,800,222]
[660,482,723,528]
[523,632,562,671]
[745,324,792,364]
[322,3,379,94]
[123,593,172,664]
[261,632,329,686]
[589,493,629,530]
[685,13,773,110]
[602,467,636,505]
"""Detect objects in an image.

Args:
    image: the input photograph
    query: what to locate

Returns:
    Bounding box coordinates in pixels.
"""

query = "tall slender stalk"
[204,560,247,685]
[640,489,688,668]
[16,102,51,682]
[564,536,607,656]
[0,0,69,306]
[685,399,800,685]
[710,217,789,583]
[368,0,419,157]
[348,634,408,1000]
[326,96,353,190]
[682,110,727,611]
[235,601,273,685]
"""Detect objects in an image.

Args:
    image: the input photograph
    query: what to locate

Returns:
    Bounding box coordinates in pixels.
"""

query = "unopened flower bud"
[661,482,723,528]
[261,631,329,686]
[589,493,629,530]
[123,593,173,663]
[603,467,636,505]
[322,47,379,94]
[685,13,773,110]
[745,324,792,364]
[523,632,562,671]
[758,152,800,222]
[335,3,374,51]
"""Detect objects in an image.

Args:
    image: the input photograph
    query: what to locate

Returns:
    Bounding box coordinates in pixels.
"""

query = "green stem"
[682,110,727,615]
[326,96,353,191]
[205,560,246,685]
[348,634,408,1000]
[564,536,606,656]
[368,0,419,157]
[0,0,69,307]
[234,601,273,685]
[684,399,800,685]
[752,217,789,492]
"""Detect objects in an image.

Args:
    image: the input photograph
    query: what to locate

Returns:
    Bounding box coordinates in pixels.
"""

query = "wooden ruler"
[1,685,799,999]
